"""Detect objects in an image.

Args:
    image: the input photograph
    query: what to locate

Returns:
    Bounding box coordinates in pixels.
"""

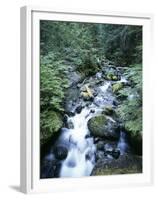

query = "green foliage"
[116,98,142,136]
[101,25,142,65]
[40,52,69,144]
[40,111,63,145]
[116,64,142,136]
[40,20,142,145]
[77,51,100,76]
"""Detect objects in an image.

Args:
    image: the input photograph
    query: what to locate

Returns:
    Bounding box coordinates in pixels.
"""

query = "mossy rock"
[91,154,142,176]
[112,75,118,81]
[112,82,123,93]
[40,111,63,145]
[87,115,119,140]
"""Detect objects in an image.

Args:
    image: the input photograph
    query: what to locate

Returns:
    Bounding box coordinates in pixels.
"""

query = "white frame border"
[20,6,153,194]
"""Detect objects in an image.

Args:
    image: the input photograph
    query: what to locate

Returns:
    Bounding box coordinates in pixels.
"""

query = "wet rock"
[85,150,94,161]
[102,106,114,116]
[90,109,95,113]
[40,155,61,178]
[75,105,83,114]
[87,115,120,140]
[104,143,115,153]
[91,154,142,176]
[96,72,102,79]
[94,137,100,144]
[96,141,105,151]
[111,149,120,159]
[80,85,87,92]
[63,114,69,123]
[96,151,105,161]
[80,85,94,101]
[81,92,94,101]
[93,91,98,97]
[67,160,76,168]
[40,160,58,178]
[113,100,118,106]
[103,67,120,81]
[54,145,68,160]
[66,119,74,129]
[85,134,91,139]
[67,71,82,87]
[65,87,80,115]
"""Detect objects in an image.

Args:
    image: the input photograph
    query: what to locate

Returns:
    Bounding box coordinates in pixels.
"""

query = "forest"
[40,20,142,178]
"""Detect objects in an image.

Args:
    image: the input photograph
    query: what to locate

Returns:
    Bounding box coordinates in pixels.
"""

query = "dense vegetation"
[40,20,142,146]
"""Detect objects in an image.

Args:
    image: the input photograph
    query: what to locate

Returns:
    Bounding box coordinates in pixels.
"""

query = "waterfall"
[117,131,130,155]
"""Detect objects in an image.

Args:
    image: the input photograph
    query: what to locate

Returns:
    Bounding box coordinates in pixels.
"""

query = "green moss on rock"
[40,111,63,145]
[112,82,123,93]
[87,115,119,140]
[91,154,142,176]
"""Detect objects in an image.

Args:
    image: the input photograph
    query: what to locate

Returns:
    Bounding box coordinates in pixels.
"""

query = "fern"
[40,52,69,144]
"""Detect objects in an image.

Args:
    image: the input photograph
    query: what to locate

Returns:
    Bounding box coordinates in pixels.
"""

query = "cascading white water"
[59,82,111,178]
[117,131,130,155]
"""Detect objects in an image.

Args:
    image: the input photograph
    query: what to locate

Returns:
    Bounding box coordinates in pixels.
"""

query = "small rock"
[90,109,95,113]
[85,150,94,161]
[65,118,74,129]
[54,145,68,160]
[75,105,83,114]
[112,82,123,93]
[111,149,120,159]
[67,160,76,168]
[96,151,105,161]
[104,143,114,154]
[94,137,100,144]
[96,72,102,79]
[96,141,105,151]
[85,134,91,139]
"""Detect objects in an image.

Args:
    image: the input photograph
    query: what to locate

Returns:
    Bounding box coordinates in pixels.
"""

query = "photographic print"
[40,20,142,179]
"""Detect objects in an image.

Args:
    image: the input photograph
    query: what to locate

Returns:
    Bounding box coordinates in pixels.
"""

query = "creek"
[41,67,131,178]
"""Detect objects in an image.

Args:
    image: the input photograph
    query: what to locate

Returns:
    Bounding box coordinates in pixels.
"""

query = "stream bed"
[41,64,142,178]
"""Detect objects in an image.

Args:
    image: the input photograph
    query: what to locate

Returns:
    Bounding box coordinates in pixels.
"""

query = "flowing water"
[41,78,130,178]
[59,82,112,177]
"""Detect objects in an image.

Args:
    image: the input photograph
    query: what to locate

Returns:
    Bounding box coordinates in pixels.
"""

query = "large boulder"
[87,115,120,140]
[91,154,142,176]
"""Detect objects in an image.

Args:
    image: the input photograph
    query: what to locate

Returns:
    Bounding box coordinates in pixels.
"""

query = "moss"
[93,166,141,176]
[106,73,113,80]
[92,155,142,176]
[112,75,118,80]
[88,115,107,137]
[112,82,123,93]
[40,111,63,145]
